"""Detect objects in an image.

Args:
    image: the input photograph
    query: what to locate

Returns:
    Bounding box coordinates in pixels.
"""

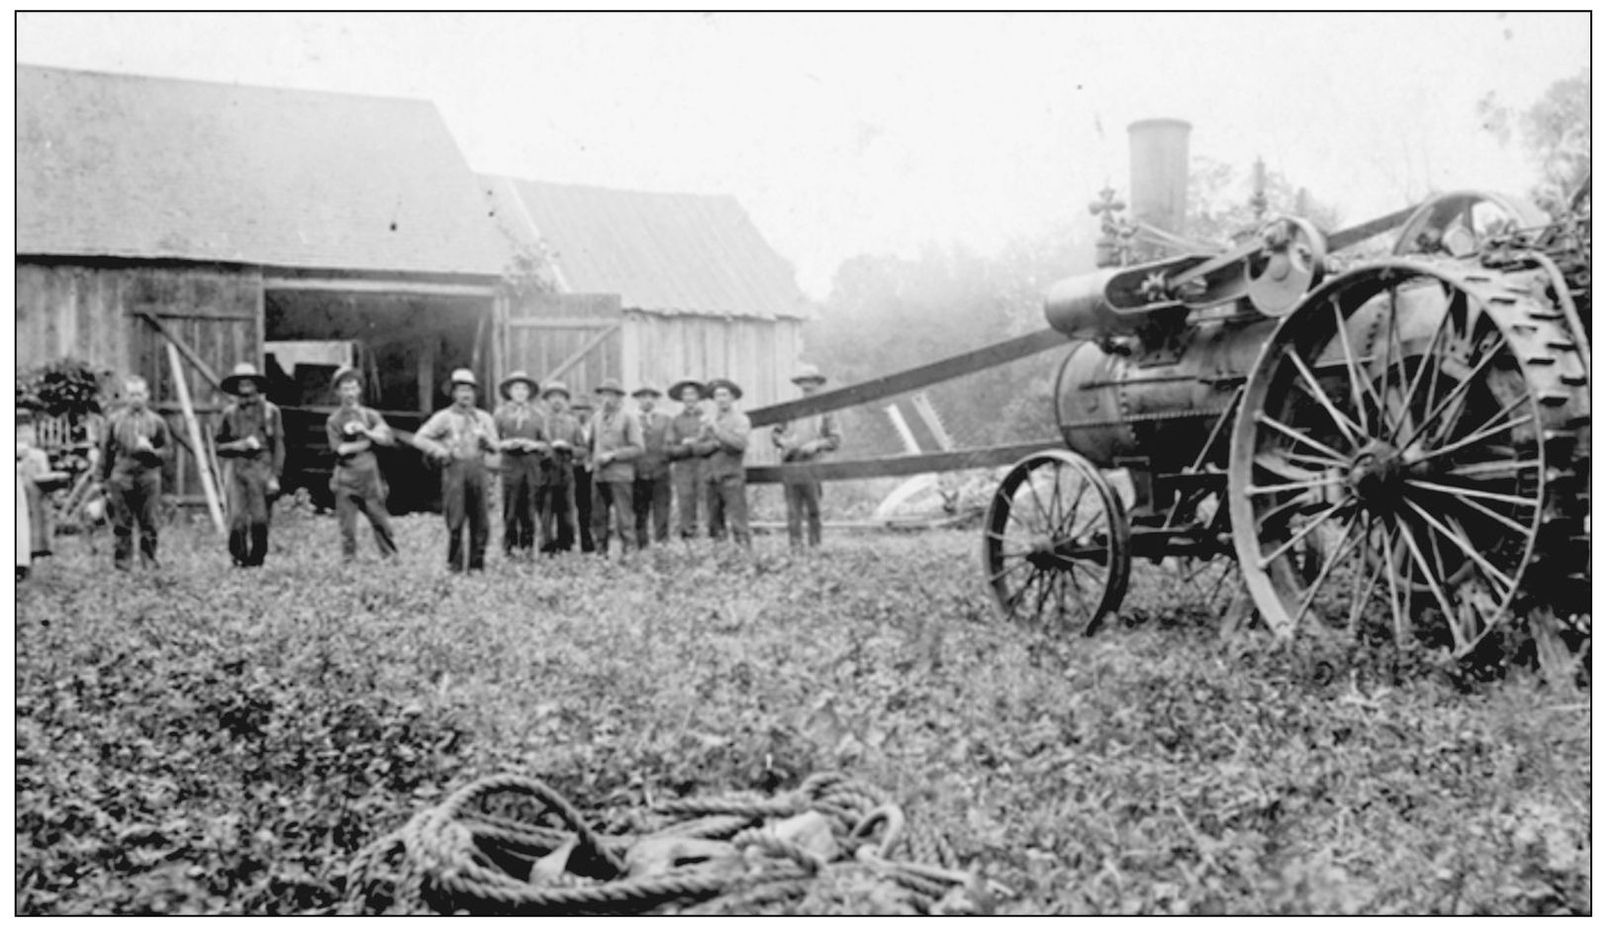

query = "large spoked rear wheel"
[1229,260,1588,660]
[983,450,1129,634]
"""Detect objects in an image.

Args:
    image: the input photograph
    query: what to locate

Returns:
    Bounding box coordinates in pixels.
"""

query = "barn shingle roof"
[16,65,506,277]
[483,175,808,320]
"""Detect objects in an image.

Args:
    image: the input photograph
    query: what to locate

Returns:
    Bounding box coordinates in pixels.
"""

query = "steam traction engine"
[983,121,1591,665]
[744,119,1590,668]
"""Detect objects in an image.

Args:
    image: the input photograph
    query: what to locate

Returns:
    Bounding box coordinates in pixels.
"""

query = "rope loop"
[341,770,982,915]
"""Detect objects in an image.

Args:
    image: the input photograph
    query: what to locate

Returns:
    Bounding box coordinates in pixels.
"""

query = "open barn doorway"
[263,287,495,513]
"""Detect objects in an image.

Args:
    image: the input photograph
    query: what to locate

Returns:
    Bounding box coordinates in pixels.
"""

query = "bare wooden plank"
[262,276,495,298]
[149,310,259,321]
[744,440,1058,484]
[505,317,620,330]
[747,328,1073,428]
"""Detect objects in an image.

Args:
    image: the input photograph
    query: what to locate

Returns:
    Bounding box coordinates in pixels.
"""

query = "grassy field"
[14,505,1592,914]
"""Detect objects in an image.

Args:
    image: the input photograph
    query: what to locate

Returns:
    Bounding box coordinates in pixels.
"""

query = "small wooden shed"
[481,177,810,455]
[15,65,510,508]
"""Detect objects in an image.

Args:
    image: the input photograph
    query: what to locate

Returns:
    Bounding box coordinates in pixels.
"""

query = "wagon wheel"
[1229,260,1589,660]
[983,450,1129,634]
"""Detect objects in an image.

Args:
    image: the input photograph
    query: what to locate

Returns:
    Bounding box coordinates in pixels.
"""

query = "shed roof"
[483,175,808,319]
[16,65,507,277]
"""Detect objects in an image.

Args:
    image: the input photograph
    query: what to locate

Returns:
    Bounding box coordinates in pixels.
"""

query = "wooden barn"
[15,64,511,510]
[481,177,810,456]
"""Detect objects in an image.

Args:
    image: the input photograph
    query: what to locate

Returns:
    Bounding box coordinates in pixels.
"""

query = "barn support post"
[417,338,436,412]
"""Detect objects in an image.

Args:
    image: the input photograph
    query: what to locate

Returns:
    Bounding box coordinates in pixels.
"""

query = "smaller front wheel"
[982,450,1130,634]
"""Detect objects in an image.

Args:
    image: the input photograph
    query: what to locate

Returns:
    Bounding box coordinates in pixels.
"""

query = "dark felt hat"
[706,378,743,400]
[669,378,706,400]
[221,362,271,395]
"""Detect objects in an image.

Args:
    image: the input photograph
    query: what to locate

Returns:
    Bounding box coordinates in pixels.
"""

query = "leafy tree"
[806,219,1093,455]
[1182,156,1343,247]
[1478,67,1590,202]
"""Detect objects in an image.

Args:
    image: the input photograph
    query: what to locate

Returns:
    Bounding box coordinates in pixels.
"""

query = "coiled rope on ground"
[340,771,1004,915]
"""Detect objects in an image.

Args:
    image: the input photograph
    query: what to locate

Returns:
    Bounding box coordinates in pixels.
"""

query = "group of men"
[68,359,841,574]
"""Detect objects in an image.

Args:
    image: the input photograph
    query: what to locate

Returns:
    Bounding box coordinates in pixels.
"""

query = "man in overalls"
[326,367,397,561]
[96,376,171,571]
[587,379,644,557]
[537,381,584,554]
[494,370,547,560]
[417,367,499,572]
[216,362,285,568]
[570,394,597,553]
[665,378,708,540]
[772,362,843,550]
[696,378,752,549]
[630,385,675,548]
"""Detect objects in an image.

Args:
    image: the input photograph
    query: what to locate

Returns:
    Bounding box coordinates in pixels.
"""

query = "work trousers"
[573,465,595,553]
[592,480,636,556]
[442,459,490,572]
[333,466,396,560]
[501,454,545,558]
[632,474,672,548]
[106,469,162,570]
[225,458,274,567]
[538,466,576,554]
[785,480,825,549]
[705,473,752,548]
[672,462,703,539]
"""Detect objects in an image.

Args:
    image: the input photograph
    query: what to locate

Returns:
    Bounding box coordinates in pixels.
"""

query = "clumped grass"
[14,507,1591,914]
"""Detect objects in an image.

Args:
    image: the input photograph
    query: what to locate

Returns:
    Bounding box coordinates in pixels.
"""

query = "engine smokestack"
[1127,118,1192,235]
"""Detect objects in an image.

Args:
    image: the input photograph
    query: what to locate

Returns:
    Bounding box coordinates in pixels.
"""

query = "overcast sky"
[15,11,1592,298]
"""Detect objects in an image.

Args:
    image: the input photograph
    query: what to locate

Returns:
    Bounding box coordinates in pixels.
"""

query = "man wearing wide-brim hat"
[585,379,645,557]
[569,393,598,553]
[494,370,547,560]
[664,378,709,540]
[630,385,676,548]
[417,367,500,571]
[536,381,585,554]
[694,378,752,548]
[326,367,397,562]
[215,362,286,567]
[773,362,842,551]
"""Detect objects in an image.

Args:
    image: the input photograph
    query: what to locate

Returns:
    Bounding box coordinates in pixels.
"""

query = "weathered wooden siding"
[503,293,624,400]
[621,312,804,460]
[16,261,264,499]
[500,292,805,459]
[621,313,803,407]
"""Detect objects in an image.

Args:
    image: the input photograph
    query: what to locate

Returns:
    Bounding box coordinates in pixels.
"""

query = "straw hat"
[498,370,541,400]
[540,380,572,401]
[790,362,827,386]
[441,367,479,395]
[594,378,627,396]
[631,385,662,399]
[331,367,363,390]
